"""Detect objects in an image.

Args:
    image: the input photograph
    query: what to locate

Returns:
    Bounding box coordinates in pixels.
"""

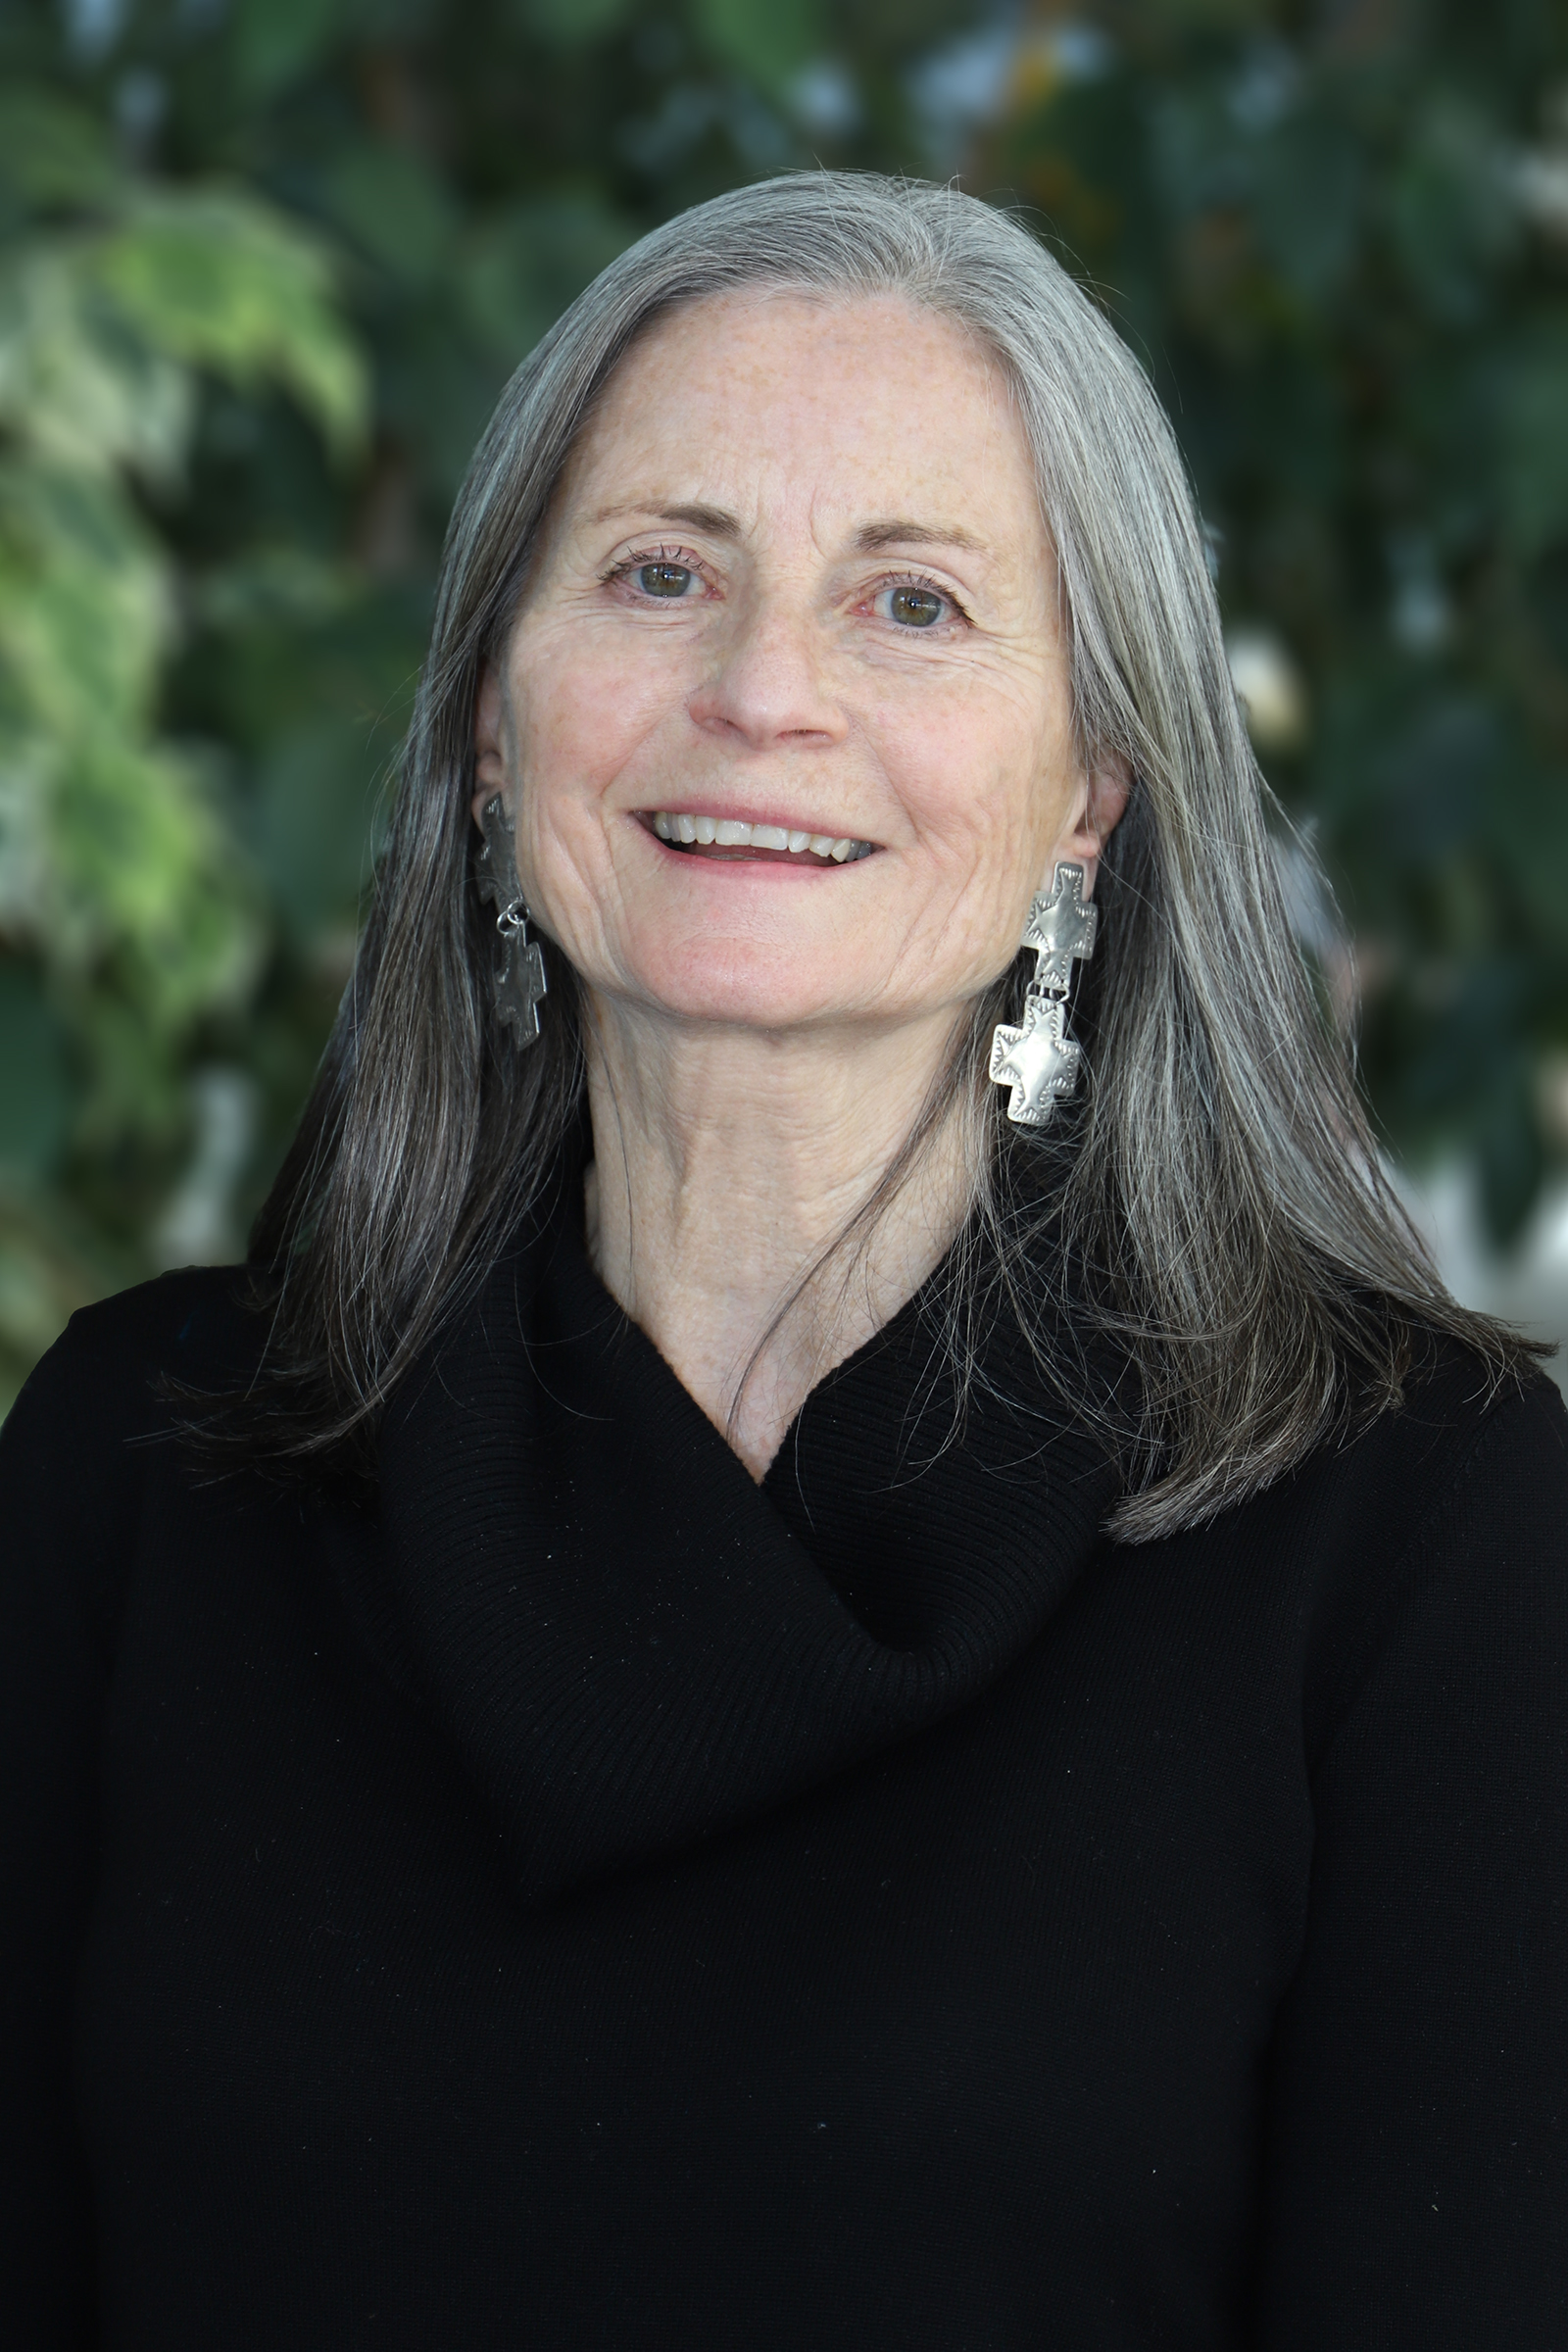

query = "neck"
[580,997,977,1479]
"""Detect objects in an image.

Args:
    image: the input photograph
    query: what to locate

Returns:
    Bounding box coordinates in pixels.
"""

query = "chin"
[615,939,867,1031]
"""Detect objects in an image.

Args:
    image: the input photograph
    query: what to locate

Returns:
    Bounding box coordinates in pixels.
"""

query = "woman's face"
[474,289,1118,1039]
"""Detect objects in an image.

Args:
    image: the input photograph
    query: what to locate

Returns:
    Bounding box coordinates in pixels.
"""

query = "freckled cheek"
[871,705,1049,868]
[514,652,675,824]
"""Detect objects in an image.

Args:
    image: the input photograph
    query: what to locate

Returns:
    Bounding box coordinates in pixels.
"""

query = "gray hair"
[245,171,1532,1537]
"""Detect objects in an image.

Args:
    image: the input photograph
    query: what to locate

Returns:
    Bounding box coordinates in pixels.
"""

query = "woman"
[5,172,1565,2349]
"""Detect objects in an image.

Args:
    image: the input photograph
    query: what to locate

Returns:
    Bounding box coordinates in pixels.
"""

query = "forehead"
[557,288,1041,539]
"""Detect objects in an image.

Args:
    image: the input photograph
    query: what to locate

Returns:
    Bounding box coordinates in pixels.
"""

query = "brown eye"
[888,585,944,627]
[638,562,693,598]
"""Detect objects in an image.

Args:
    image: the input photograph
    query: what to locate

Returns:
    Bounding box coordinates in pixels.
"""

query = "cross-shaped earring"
[989,861,1099,1129]
[476,795,548,1048]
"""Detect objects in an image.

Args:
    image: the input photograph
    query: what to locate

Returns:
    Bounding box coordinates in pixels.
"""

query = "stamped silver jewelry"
[989,860,1098,1129]
[476,794,548,1047]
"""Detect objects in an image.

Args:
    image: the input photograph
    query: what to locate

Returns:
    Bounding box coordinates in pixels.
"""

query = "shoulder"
[1126,1337,1567,1764]
[1141,1334,1567,1574]
[1,1266,267,1578]
[1343,1336,1568,1573]
[4,1261,263,1445]
[1329,1338,1567,1649]
[1226,1334,1567,1572]
[1309,1341,1568,1729]
[1335,1334,1566,1529]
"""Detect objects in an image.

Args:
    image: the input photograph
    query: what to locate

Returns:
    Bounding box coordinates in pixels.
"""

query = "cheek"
[514,665,623,814]
[511,621,685,815]
[506,634,692,956]
[871,682,1065,870]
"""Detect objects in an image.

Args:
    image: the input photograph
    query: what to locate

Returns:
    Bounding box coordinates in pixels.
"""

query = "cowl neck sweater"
[5,1176,1566,2350]
[376,1182,1119,1908]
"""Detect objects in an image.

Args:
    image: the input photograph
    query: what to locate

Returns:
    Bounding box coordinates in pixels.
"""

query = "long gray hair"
[244,171,1531,1539]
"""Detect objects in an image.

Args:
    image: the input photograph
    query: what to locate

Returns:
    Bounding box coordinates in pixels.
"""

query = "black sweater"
[4,1194,1567,2351]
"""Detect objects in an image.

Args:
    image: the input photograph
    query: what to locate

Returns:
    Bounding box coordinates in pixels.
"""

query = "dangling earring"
[989,860,1099,1128]
[476,794,548,1047]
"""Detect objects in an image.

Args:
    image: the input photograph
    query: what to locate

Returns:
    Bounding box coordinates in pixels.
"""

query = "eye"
[604,546,710,605]
[871,580,956,629]
[636,561,695,598]
[889,585,943,626]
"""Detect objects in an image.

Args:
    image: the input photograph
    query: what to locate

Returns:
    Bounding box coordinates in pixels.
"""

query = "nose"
[686,592,848,753]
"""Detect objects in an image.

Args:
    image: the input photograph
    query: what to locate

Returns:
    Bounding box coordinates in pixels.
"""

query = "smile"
[648,811,877,863]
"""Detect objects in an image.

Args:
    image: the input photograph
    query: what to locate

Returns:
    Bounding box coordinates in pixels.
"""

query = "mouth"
[646,810,877,865]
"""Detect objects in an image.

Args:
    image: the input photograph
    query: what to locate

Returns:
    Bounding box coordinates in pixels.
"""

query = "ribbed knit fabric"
[4,1193,1567,2350]
[376,1204,1117,1906]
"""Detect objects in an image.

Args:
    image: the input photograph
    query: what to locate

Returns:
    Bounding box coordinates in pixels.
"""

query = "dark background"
[3,0,1567,1411]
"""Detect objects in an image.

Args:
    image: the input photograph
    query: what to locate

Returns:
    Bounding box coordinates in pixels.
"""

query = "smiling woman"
[4,174,1566,2350]
[466,285,1121,1470]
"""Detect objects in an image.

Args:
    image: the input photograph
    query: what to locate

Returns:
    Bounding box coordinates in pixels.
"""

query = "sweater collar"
[377,1171,1118,1908]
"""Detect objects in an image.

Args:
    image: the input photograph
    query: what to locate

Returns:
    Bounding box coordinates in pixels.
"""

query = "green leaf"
[690,0,825,89]
[0,959,71,1178]
[0,242,192,481]
[233,0,342,99]
[458,193,632,361]
[192,548,357,635]
[251,715,381,938]
[0,463,173,739]
[49,733,261,1022]
[95,193,368,459]
[322,142,459,290]
[0,86,120,212]
[0,1186,120,1414]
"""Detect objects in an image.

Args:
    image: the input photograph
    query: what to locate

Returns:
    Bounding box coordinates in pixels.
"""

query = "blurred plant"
[986,0,1568,1240]
[0,0,982,1408]
[0,76,367,1401]
[6,0,1564,1413]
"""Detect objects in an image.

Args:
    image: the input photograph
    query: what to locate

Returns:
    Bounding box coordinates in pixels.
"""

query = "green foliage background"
[2,0,1566,1409]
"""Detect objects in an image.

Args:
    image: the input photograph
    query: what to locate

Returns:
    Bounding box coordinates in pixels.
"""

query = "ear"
[470,661,509,827]
[1052,752,1132,899]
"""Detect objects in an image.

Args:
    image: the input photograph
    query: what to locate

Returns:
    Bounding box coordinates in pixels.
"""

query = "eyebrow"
[852,517,989,556]
[591,501,743,537]
[590,504,990,557]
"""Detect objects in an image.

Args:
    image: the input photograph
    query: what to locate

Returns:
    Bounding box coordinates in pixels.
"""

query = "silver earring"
[989,860,1098,1129]
[476,794,548,1047]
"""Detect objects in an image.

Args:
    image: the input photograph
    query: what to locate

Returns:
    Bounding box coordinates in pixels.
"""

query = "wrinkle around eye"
[596,544,719,610]
[861,578,971,631]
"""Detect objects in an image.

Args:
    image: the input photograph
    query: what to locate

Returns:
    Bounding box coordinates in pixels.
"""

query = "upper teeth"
[651,812,873,860]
